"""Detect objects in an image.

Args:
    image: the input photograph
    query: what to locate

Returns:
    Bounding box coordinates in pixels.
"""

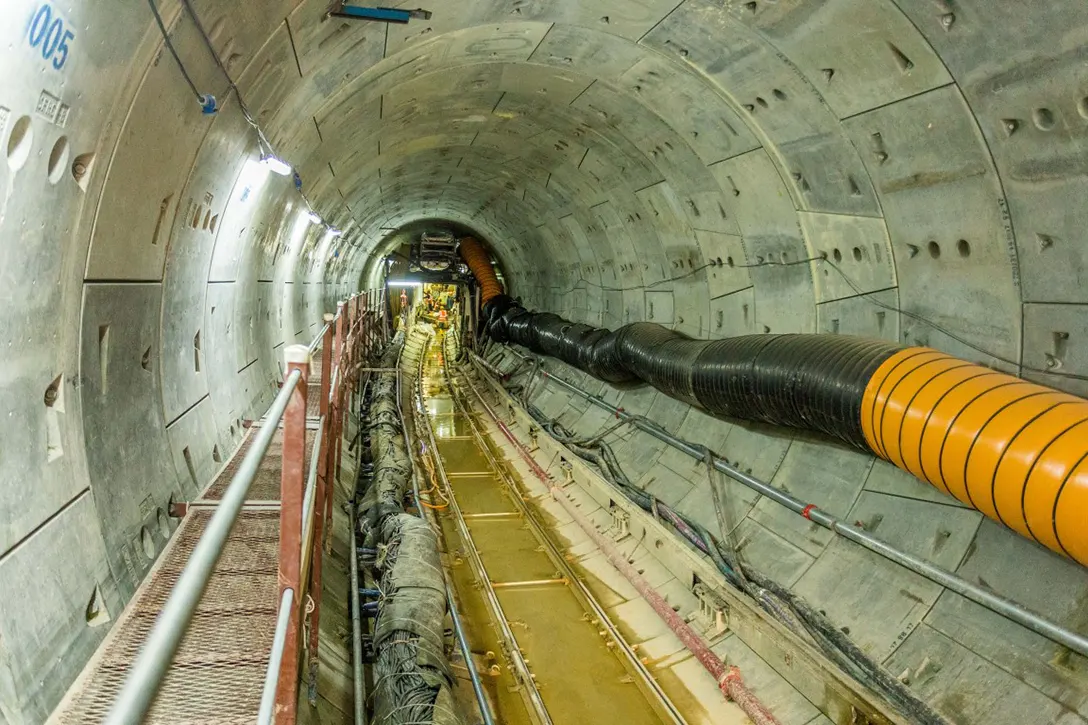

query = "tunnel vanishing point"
[2,1,1088,725]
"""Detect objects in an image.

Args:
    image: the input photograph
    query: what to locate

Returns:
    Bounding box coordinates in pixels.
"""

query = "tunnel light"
[260,153,292,176]
[235,159,271,203]
[327,228,343,237]
[307,212,323,224]
[387,280,423,287]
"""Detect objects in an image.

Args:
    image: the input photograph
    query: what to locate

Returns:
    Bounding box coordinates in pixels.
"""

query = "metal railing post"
[360,292,369,360]
[276,345,310,724]
[327,304,347,553]
[306,318,336,690]
[319,314,334,419]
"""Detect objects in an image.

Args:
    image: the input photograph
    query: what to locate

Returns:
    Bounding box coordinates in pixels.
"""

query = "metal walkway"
[53,424,318,724]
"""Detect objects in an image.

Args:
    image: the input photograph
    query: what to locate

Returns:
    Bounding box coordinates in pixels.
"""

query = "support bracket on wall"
[327,4,432,23]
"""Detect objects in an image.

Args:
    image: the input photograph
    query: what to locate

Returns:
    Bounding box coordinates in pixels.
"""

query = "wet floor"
[420,346,672,725]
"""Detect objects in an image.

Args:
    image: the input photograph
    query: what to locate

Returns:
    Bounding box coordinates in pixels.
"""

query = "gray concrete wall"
[0,0,1086,722]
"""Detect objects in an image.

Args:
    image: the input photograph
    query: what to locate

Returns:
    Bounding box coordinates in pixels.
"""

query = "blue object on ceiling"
[331,6,432,23]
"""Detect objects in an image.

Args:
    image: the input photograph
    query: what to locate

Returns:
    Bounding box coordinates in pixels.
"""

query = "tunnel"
[2,1,1087,724]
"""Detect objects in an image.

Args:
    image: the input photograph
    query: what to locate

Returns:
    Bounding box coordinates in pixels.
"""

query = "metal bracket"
[609,506,631,540]
[694,583,729,636]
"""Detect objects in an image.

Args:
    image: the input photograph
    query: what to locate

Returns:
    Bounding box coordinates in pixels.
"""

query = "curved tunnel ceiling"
[2,0,1088,722]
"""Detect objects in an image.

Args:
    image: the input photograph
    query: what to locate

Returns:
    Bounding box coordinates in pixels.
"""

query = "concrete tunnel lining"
[1,0,1088,722]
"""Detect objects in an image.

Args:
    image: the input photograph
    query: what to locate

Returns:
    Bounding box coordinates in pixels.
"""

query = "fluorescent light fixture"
[235,158,270,203]
[327,228,343,237]
[387,280,423,287]
[259,153,292,176]
[307,212,322,224]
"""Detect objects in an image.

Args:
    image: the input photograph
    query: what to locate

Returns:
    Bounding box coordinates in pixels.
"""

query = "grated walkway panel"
[54,511,281,724]
[200,429,316,502]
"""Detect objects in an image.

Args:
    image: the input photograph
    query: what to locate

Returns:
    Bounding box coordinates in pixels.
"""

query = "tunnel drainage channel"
[472,349,1088,661]
[414,333,756,725]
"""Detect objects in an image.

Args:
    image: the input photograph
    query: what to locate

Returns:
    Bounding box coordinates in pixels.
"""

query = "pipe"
[474,350,1088,660]
[551,487,781,725]
[411,335,498,725]
[258,588,297,725]
[105,369,304,725]
[861,347,1088,565]
[458,237,503,304]
[349,501,367,725]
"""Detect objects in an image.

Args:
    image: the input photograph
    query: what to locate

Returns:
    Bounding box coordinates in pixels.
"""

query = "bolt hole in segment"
[417,326,757,725]
[47,135,69,184]
[6,115,33,171]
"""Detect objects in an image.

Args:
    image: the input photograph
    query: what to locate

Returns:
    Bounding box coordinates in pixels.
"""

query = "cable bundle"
[356,332,464,725]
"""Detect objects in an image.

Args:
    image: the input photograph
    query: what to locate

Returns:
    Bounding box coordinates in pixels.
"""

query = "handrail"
[307,323,330,355]
[300,418,326,553]
[104,368,304,725]
[258,588,296,725]
[476,349,1088,660]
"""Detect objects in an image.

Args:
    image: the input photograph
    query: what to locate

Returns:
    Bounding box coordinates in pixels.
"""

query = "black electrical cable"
[146,0,204,103]
[180,0,258,126]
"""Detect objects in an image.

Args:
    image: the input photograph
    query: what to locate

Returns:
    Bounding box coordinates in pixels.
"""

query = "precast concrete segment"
[862,347,1088,566]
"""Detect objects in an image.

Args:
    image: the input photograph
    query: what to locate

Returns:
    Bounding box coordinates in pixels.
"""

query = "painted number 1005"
[27,3,75,70]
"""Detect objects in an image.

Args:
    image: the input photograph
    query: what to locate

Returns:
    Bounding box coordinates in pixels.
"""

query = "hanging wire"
[146,0,204,103]
[818,257,1088,382]
[555,254,826,296]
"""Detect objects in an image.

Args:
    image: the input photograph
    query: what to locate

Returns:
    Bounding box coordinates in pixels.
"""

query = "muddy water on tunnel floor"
[422,349,672,725]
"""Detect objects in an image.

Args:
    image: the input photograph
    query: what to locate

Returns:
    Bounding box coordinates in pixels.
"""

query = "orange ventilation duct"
[459,236,503,304]
[862,348,1088,566]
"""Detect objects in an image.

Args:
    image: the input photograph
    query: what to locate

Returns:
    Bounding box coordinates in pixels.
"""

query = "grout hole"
[832,248,842,263]
[852,246,863,261]
[956,239,971,257]
[1033,107,1056,130]
[927,240,941,259]
[71,151,95,190]
[772,88,786,100]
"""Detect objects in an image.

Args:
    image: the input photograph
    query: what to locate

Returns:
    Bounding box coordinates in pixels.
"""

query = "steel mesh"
[201,430,316,502]
[55,510,281,724]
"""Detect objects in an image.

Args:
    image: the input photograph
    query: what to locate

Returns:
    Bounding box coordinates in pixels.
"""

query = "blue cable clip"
[200,93,218,114]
